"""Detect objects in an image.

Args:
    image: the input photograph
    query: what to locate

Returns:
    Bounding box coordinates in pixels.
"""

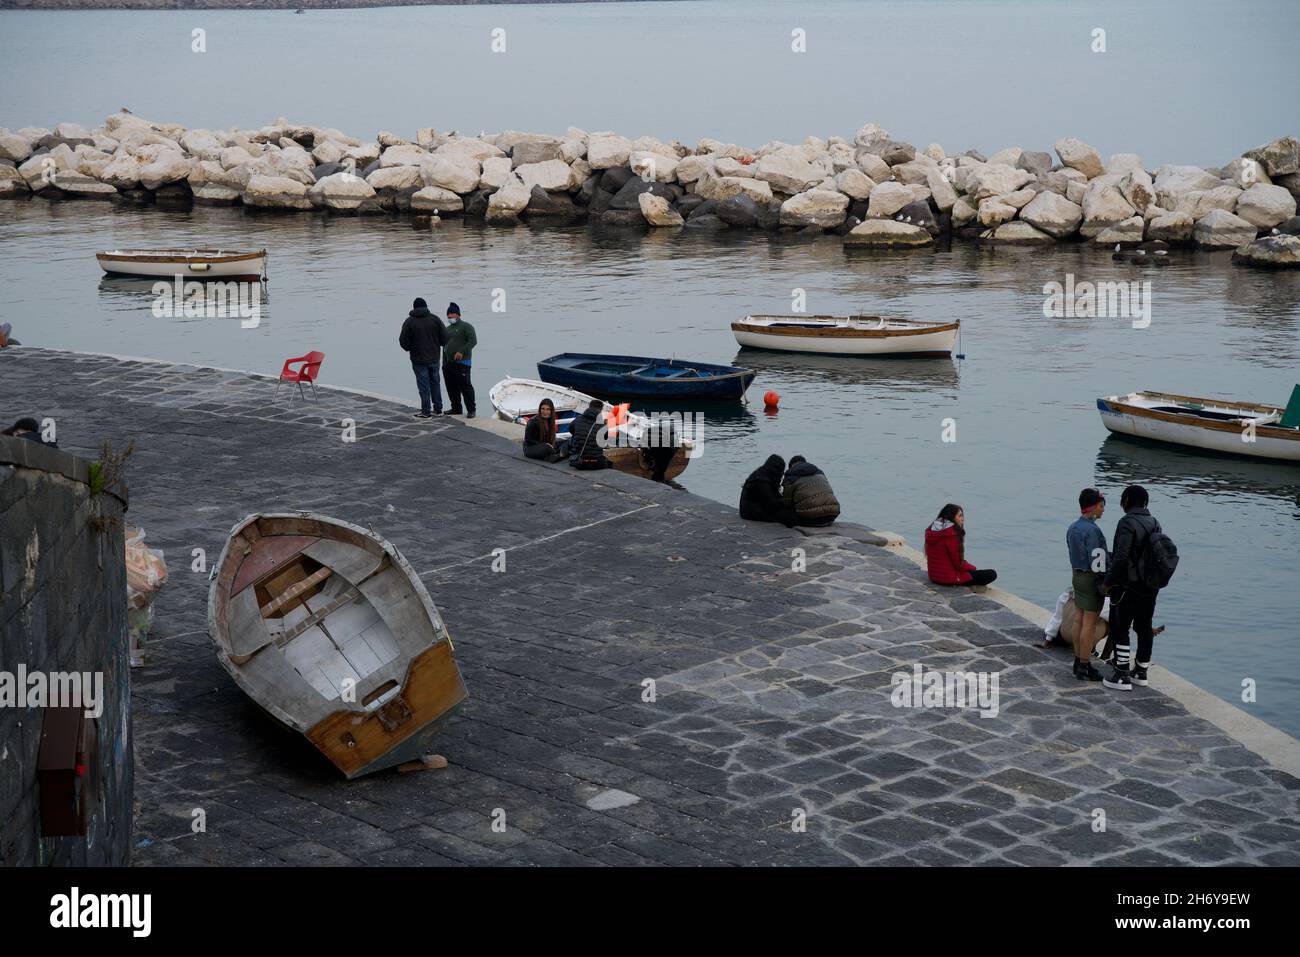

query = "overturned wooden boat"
[731,315,959,356]
[1097,388,1300,462]
[207,512,467,778]
[96,247,267,281]
[489,376,694,481]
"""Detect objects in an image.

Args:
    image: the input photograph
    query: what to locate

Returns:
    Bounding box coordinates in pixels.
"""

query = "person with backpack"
[1066,488,1108,681]
[1102,484,1177,690]
[568,399,612,470]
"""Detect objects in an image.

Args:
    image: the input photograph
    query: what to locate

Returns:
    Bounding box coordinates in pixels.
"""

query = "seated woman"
[739,454,796,526]
[924,503,997,587]
[523,398,567,463]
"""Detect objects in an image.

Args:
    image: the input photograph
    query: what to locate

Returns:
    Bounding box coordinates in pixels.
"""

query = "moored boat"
[207,512,467,778]
[731,314,959,357]
[96,247,267,281]
[538,353,755,400]
[1097,389,1300,462]
[489,376,694,481]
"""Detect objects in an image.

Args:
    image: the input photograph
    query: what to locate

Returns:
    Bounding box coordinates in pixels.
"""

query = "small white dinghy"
[731,314,959,357]
[1097,389,1300,462]
[207,512,467,778]
[489,376,694,480]
[97,247,267,281]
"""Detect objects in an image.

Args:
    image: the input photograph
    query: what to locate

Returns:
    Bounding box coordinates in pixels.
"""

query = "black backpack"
[1134,519,1179,591]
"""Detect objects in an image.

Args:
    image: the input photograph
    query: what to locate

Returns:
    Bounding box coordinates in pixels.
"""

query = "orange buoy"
[763,390,780,408]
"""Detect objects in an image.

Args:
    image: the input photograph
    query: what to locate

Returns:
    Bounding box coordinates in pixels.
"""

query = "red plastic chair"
[275,351,325,403]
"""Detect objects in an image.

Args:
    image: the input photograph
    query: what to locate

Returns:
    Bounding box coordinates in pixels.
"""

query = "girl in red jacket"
[924,504,998,587]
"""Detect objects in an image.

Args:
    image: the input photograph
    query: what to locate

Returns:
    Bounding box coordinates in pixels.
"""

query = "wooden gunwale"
[1106,394,1299,441]
[97,249,267,265]
[733,317,959,338]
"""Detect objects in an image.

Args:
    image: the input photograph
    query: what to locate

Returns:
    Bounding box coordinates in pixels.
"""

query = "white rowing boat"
[207,512,467,778]
[489,376,694,480]
[1097,389,1300,462]
[96,247,267,281]
[731,314,959,356]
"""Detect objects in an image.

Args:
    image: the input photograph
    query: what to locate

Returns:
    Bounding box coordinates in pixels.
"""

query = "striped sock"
[1114,643,1131,669]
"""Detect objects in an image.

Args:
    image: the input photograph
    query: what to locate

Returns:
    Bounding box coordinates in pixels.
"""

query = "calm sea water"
[1,200,1298,738]
[2,0,1298,166]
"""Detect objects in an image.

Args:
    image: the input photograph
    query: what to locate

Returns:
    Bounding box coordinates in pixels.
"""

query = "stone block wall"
[0,435,132,866]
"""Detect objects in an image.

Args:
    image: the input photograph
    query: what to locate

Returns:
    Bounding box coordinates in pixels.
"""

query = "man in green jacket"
[781,455,841,526]
[441,301,478,418]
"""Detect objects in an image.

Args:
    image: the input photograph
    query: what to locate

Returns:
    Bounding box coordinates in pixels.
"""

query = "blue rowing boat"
[537,353,756,400]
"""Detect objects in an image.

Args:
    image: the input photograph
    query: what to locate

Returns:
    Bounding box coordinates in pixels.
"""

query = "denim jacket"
[1067,516,1108,573]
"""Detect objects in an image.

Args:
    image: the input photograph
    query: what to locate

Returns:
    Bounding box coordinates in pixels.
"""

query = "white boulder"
[1235,183,1297,229]
[1192,209,1257,248]
[586,133,632,170]
[638,192,683,227]
[779,189,849,228]
[1054,138,1104,178]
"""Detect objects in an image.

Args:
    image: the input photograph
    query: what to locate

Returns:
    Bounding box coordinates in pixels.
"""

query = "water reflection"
[733,348,960,393]
[97,276,270,329]
[1095,434,1300,510]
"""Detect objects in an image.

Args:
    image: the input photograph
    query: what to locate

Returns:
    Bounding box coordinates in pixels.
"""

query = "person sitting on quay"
[523,398,568,463]
[924,503,997,587]
[739,454,796,526]
[2,417,56,448]
[568,399,612,469]
[442,302,477,419]
[1066,487,1108,682]
[781,455,841,527]
[398,296,447,418]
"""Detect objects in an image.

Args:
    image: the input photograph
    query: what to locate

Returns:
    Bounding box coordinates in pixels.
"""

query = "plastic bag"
[124,524,167,666]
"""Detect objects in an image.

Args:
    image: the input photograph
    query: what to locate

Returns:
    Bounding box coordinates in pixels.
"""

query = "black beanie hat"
[587,399,604,413]
[447,302,460,316]
[3,417,40,436]
[1079,487,1104,510]
[413,297,427,309]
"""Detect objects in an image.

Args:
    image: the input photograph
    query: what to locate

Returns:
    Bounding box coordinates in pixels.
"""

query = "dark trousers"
[443,361,475,414]
[411,361,442,414]
[1109,588,1157,667]
[966,568,998,586]
[524,443,555,460]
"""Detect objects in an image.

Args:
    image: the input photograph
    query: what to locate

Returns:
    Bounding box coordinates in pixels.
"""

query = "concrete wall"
[0,436,132,866]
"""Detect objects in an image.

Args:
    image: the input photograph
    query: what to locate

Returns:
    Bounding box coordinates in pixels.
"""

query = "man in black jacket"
[568,400,611,469]
[399,297,447,418]
[1102,484,1161,691]
[739,454,796,526]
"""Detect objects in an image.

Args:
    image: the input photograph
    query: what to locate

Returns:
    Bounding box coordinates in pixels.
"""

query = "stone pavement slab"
[2,347,1297,866]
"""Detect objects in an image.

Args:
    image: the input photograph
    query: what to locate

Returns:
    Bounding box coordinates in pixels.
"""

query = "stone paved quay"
[3,346,1298,867]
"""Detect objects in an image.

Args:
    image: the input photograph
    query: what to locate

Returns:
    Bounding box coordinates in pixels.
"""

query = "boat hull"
[490,377,693,480]
[207,512,467,778]
[732,324,957,356]
[97,250,267,282]
[538,355,754,400]
[1097,396,1300,463]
